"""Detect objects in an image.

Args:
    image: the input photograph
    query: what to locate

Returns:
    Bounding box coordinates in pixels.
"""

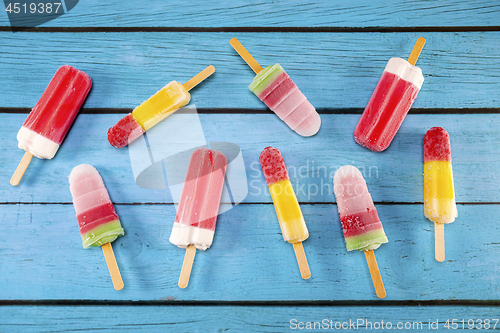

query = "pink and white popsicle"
[169,147,227,288]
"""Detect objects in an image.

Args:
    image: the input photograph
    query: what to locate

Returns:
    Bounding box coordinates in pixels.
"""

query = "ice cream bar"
[424,127,457,223]
[108,66,215,149]
[69,164,124,248]
[259,146,308,243]
[333,165,388,251]
[169,148,227,251]
[354,57,424,152]
[69,164,124,290]
[17,65,92,159]
[354,38,426,152]
[107,81,190,148]
[230,38,320,137]
[259,146,310,279]
[333,165,387,298]
[249,64,321,137]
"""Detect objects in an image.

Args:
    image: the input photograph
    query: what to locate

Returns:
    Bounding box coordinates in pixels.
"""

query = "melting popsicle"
[69,164,125,290]
[424,127,457,262]
[231,38,321,137]
[169,147,227,288]
[259,146,311,279]
[333,165,388,298]
[354,37,426,152]
[107,66,215,148]
[11,65,92,186]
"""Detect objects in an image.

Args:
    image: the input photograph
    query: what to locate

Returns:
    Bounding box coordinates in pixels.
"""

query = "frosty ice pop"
[259,146,311,279]
[169,147,227,288]
[69,164,125,290]
[424,127,457,262]
[354,37,426,152]
[231,38,321,137]
[107,66,215,148]
[11,65,92,186]
[333,165,387,298]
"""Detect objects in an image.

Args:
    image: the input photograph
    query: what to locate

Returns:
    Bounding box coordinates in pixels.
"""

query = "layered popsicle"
[11,65,92,185]
[231,38,321,137]
[169,147,227,288]
[333,165,388,251]
[354,38,425,152]
[69,164,124,290]
[107,66,215,148]
[259,146,310,279]
[333,165,387,298]
[424,127,457,261]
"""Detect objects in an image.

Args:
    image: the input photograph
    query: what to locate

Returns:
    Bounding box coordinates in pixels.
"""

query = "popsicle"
[107,66,215,148]
[169,147,227,288]
[259,146,311,279]
[11,65,92,186]
[333,165,388,298]
[69,164,125,290]
[424,127,457,262]
[230,38,321,137]
[354,37,426,152]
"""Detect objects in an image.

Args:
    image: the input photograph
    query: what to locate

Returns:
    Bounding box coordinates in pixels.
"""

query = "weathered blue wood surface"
[1,0,499,331]
[0,204,499,301]
[1,114,500,204]
[0,0,499,27]
[0,32,499,109]
[1,305,500,332]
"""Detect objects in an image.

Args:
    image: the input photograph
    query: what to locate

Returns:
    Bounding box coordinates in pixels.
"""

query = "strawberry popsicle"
[424,127,457,262]
[170,147,227,288]
[333,165,387,298]
[259,146,311,279]
[11,65,92,186]
[231,38,320,137]
[107,66,215,148]
[354,38,425,152]
[69,164,124,290]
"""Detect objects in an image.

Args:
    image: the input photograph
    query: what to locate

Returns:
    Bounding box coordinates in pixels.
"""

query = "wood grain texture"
[0,32,499,109]
[0,0,499,27]
[1,114,499,204]
[1,305,500,332]
[0,203,498,301]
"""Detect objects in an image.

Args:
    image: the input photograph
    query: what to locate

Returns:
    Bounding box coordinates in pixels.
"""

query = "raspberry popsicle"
[424,127,457,262]
[333,165,388,298]
[11,65,92,186]
[107,66,215,148]
[259,146,311,279]
[69,164,124,290]
[231,38,320,137]
[170,147,227,288]
[354,37,426,152]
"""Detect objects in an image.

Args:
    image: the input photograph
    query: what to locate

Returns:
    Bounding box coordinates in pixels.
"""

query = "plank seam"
[1,26,500,33]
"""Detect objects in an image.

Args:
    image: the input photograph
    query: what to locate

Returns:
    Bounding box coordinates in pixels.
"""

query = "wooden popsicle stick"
[102,242,124,291]
[434,222,445,262]
[407,37,426,66]
[183,65,215,91]
[292,242,311,280]
[178,244,197,289]
[364,250,386,299]
[230,38,263,74]
[10,151,33,186]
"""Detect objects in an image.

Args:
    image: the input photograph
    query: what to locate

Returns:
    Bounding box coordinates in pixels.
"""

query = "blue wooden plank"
[0,203,498,301]
[0,0,498,27]
[1,305,500,332]
[1,113,500,204]
[0,32,499,109]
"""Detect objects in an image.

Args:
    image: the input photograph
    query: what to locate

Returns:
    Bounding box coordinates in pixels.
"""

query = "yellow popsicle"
[269,179,309,243]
